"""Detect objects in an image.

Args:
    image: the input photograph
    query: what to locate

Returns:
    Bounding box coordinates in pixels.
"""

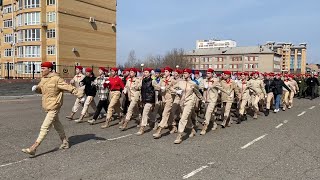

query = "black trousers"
[93,99,109,120]
[310,86,316,99]
[122,94,130,114]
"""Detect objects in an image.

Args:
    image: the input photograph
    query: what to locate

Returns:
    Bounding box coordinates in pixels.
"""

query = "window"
[244,64,248,69]
[19,46,41,57]
[47,0,56,5]
[4,34,13,43]
[47,29,56,38]
[47,12,56,22]
[249,64,253,69]
[3,5,12,14]
[16,62,41,74]
[209,64,212,68]
[17,46,24,58]
[4,63,14,70]
[255,64,258,68]
[249,57,254,61]
[4,49,13,57]
[255,56,259,61]
[214,64,218,69]
[244,56,248,61]
[17,0,23,10]
[24,29,41,41]
[25,12,40,25]
[195,65,199,69]
[3,19,13,28]
[16,14,23,27]
[25,0,40,9]
[290,56,294,70]
[47,45,56,55]
[229,64,233,69]
[200,65,204,69]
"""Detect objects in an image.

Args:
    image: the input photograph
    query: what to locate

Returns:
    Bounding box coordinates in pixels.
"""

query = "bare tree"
[124,50,139,68]
[123,48,190,69]
[162,48,190,69]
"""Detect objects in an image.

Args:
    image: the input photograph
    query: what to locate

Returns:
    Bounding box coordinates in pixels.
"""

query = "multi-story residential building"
[0,0,116,78]
[265,42,307,74]
[196,39,237,49]
[186,46,282,73]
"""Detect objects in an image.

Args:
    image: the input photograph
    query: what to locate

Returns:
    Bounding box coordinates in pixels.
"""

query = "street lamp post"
[141,63,144,72]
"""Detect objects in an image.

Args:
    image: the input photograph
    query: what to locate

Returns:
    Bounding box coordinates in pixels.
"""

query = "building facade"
[186,46,282,73]
[0,0,116,78]
[196,39,237,49]
[265,42,307,74]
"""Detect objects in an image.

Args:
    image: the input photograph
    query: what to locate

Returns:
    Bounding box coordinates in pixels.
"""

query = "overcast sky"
[117,0,319,65]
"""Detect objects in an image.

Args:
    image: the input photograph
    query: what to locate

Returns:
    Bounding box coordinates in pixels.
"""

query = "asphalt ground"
[0,95,320,180]
[0,82,39,96]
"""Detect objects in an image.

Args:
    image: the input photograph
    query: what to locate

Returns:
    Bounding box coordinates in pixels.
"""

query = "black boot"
[243,114,248,121]
[264,109,270,116]
[236,116,242,124]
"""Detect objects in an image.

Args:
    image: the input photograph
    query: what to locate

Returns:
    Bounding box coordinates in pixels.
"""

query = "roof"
[186,46,276,56]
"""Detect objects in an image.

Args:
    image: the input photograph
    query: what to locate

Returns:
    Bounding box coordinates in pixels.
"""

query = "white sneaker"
[274,109,279,113]
[87,119,96,125]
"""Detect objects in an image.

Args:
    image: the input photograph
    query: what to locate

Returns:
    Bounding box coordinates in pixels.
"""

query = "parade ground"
[0,94,320,180]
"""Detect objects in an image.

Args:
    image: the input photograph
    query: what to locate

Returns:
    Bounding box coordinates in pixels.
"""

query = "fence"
[0,62,108,79]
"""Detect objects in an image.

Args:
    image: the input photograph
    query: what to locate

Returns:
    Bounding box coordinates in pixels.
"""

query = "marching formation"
[22,62,320,156]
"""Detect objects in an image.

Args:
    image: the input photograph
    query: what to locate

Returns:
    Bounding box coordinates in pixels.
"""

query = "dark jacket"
[81,76,97,96]
[141,77,155,103]
[264,79,275,93]
[306,77,320,87]
[272,78,291,95]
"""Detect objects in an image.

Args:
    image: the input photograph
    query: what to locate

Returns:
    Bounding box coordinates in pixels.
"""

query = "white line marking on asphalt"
[107,134,133,141]
[297,111,306,117]
[183,166,209,179]
[283,120,288,124]
[309,106,315,110]
[276,123,284,129]
[0,158,28,168]
[241,134,268,149]
[182,162,214,179]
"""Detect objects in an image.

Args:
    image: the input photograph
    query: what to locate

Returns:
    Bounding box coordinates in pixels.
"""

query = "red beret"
[75,66,83,70]
[164,66,173,72]
[207,68,214,73]
[194,70,200,75]
[238,72,245,76]
[99,67,108,72]
[144,68,153,73]
[223,71,231,75]
[183,68,192,74]
[160,68,165,73]
[110,67,118,72]
[41,62,53,68]
[129,68,137,73]
[85,68,93,73]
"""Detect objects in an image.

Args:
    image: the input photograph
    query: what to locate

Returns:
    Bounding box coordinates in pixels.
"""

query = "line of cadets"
[65,66,316,144]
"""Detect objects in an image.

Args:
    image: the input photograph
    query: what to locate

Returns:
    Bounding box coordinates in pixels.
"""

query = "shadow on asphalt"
[69,134,106,147]
[31,147,60,158]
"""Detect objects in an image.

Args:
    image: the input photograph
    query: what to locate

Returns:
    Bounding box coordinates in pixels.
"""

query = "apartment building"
[186,46,282,73]
[0,0,116,78]
[265,42,307,74]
